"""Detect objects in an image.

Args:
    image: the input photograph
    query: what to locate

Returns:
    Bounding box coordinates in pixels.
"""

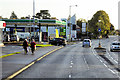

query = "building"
[0,21,6,46]
[1,19,66,42]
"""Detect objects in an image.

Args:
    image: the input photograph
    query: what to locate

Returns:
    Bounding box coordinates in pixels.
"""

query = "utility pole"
[28,15,31,42]
[87,18,89,39]
[33,0,35,39]
[69,6,71,41]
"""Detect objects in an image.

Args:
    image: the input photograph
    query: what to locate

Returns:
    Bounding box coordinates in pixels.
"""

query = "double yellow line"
[4,46,64,80]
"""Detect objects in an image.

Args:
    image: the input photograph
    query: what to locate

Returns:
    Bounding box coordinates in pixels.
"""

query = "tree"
[109,23,115,35]
[88,10,111,37]
[76,18,87,38]
[10,11,18,19]
[35,10,51,19]
[51,17,57,20]
[20,17,26,19]
[0,16,2,19]
[110,23,115,31]
[77,18,86,29]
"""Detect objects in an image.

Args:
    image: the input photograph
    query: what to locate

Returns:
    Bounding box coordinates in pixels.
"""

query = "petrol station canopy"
[1,19,66,27]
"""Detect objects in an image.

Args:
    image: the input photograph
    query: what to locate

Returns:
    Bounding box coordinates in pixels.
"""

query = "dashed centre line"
[69,74,72,78]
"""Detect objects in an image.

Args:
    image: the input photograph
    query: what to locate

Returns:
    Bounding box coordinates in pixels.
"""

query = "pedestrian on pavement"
[23,39,29,55]
[30,39,36,55]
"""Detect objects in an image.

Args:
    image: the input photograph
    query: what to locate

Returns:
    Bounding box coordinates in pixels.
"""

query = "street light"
[87,17,89,39]
[33,0,35,39]
[98,20,101,48]
[69,5,77,41]
[28,15,31,42]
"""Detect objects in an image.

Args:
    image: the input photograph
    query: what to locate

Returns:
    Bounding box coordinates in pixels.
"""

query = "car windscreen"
[84,40,90,42]
[112,43,120,45]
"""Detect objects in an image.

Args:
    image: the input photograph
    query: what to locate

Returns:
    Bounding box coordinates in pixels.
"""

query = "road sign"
[98,28,101,32]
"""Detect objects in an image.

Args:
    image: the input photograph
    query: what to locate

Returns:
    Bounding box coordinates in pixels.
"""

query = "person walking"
[23,39,29,55]
[30,39,36,55]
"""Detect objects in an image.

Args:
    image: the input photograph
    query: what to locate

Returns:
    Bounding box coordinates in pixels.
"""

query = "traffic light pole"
[69,5,77,42]
[98,20,101,48]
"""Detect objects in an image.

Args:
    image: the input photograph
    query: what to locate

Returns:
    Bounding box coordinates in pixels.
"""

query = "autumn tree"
[88,10,111,37]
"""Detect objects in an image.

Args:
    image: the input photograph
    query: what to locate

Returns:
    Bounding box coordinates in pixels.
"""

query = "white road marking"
[80,42,82,43]
[70,66,72,68]
[71,63,73,65]
[106,50,118,64]
[83,56,89,70]
[92,49,119,78]
[69,75,72,78]
[72,57,73,59]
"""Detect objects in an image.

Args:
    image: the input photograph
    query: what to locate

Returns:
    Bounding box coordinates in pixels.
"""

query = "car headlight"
[112,46,115,48]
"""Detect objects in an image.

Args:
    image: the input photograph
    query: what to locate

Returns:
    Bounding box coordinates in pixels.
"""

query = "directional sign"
[98,28,101,32]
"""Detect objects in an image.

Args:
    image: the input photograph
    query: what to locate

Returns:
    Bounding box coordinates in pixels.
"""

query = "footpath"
[1,43,61,79]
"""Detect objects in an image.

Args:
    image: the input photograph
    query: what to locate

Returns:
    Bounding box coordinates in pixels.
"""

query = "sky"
[0,0,120,29]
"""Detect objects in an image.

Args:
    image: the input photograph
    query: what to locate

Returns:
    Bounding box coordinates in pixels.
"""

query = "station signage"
[0,21,6,28]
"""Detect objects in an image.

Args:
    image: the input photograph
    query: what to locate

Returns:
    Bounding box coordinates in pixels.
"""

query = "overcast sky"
[0,0,119,29]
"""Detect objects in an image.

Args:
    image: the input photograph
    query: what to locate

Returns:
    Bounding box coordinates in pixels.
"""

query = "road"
[12,36,119,79]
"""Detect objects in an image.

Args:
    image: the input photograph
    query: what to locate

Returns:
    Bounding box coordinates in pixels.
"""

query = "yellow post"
[56,29,59,38]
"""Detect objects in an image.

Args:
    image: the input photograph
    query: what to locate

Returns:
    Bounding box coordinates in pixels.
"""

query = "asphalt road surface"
[13,36,119,79]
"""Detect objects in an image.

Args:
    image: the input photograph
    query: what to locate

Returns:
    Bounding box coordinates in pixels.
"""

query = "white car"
[110,42,120,52]
[82,39,91,47]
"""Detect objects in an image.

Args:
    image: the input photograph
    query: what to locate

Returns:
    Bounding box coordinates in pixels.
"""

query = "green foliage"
[88,10,111,37]
[20,17,26,19]
[35,10,51,19]
[10,11,18,19]
[77,18,86,29]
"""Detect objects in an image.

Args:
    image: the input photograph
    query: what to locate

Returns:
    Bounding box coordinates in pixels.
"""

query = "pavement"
[1,44,62,79]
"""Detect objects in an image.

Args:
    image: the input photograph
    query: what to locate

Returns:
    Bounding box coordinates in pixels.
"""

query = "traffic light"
[73,24,76,30]
[63,29,66,32]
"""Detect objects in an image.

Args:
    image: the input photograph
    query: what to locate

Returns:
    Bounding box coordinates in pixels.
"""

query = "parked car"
[82,39,91,47]
[110,42,120,52]
[49,38,67,46]
[10,34,19,41]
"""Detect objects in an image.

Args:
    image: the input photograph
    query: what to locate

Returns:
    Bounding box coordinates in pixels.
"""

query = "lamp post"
[87,17,89,39]
[28,15,31,42]
[69,5,77,41]
[98,20,101,48]
[33,0,35,39]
